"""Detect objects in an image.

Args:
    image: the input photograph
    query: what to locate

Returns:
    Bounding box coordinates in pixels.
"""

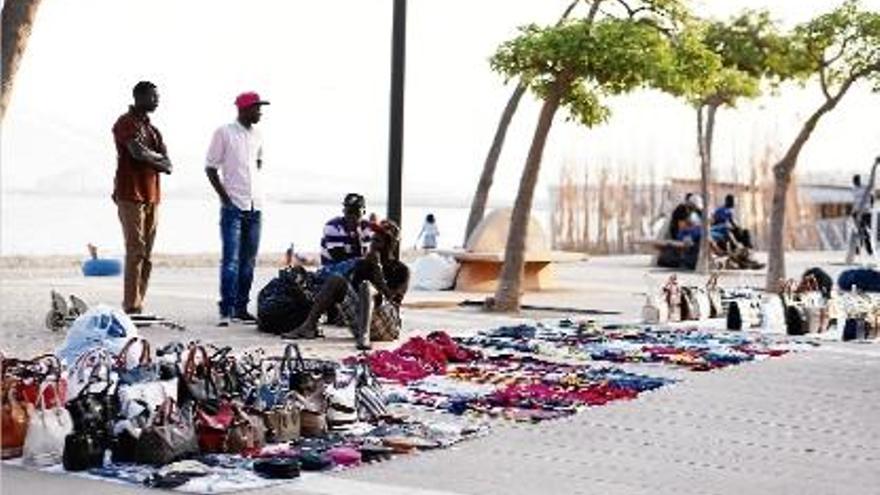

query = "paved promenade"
[1,252,878,494]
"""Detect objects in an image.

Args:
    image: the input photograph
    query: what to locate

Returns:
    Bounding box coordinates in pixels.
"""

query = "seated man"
[282,220,409,350]
[669,193,696,240]
[319,193,373,274]
[712,194,753,250]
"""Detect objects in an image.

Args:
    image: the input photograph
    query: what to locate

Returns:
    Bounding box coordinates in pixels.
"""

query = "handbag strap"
[33,379,61,411]
[115,337,153,369]
[281,343,306,376]
[184,345,210,379]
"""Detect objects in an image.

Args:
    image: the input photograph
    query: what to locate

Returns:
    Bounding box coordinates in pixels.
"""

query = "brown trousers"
[117,200,158,312]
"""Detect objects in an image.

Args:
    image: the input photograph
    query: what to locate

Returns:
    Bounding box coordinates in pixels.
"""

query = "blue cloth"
[713,206,734,226]
[320,216,373,265]
[219,204,262,317]
[315,258,359,285]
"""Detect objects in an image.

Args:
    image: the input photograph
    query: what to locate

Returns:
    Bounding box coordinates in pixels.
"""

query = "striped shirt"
[320,216,373,265]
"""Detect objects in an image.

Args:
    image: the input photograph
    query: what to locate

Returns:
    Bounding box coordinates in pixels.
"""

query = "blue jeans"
[219,205,261,317]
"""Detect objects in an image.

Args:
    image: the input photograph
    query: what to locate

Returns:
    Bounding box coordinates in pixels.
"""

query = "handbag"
[293,391,328,438]
[22,381,73,466]
[254,457,301,479]
[641,293,668,324]
[356,363,391,422]
[110,398,151,464]
[65,347,114,400]
[662,276,682,322]
[115,337,159,384]
[706,274,724,318]
[326,369,358,427]
[178,345,220,413]
[196,401,234,453]
[224,404,266,453]
[62,430,106,471]
[65,364,116,434]
[135,398,198,466]
[17,355,68,409]
[1,383,29,459]
[681,286,711,321]
[760,294,787,334]
[263,398,301,443]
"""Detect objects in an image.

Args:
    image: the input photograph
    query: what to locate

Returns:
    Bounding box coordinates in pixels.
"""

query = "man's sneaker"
[218,315,231,327]
[233,311,258,325]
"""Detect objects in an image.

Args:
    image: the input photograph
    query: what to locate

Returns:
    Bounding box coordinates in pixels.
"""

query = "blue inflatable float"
[82,258,122,277]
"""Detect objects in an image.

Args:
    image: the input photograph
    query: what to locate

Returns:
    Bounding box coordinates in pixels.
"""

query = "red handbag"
[19,355,67,408]
[196,401,234,453]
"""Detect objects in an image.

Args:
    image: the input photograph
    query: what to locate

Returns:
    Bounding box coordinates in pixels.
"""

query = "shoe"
[281,321,318,340]
[233,310,258,325]
[218,316,231,327]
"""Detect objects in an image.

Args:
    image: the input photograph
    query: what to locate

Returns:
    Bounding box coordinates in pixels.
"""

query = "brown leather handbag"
[295,391,328,438]
[134,398,198,466]
[1,383,29,459]
[263,399,300,443]
[225,405,266,453]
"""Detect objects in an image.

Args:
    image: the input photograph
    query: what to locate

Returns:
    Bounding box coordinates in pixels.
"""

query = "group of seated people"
[257,193,410,350]
[661,193,763,270]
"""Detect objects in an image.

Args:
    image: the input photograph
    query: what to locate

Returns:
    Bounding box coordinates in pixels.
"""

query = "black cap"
[343,193,365,211]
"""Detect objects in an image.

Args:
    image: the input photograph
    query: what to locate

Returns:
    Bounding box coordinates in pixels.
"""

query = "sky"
[2,0,879,207]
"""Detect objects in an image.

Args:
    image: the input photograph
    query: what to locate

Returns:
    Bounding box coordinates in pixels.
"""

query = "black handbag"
[254,457,301,479]
[784,304,808,336]
[843,318,868,341]
[66,367,116,434]
[62,431,106,471]
[178,346,221,414]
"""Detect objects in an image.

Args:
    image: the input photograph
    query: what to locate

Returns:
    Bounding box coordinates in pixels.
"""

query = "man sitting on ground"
[712,194,753,251]
[320,193,373,272]
[282,220,409,350]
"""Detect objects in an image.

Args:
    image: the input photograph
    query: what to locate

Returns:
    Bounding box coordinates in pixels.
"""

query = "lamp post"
[387,0,406,227]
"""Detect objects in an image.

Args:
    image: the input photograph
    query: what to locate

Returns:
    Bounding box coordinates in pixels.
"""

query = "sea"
[0,192,549,257]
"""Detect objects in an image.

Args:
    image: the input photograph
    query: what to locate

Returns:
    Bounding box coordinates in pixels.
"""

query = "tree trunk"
[463,0,597,244]
[766,163,792,288]
[491,81,565,312]
[696,103,718,274]
[765,86,851,290]
[1,0,42,121]
[464,83,527,244]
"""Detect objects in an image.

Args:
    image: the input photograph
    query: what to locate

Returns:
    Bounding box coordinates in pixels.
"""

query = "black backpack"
[257,267,316,334]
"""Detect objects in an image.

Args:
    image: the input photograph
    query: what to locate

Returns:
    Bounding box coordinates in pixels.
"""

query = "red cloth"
[354,331,480,383]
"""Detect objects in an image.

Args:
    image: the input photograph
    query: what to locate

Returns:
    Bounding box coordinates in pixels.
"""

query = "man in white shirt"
[205,91,269,326]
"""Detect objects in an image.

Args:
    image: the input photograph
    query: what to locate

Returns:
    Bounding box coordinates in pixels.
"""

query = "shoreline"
[0,248,441,270]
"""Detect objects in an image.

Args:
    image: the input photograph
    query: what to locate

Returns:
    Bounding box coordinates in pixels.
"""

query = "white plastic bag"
[410,254,459,291]
[56,304,138,367]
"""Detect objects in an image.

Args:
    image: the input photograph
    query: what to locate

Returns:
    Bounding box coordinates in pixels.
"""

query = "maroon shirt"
[112,107,166,203]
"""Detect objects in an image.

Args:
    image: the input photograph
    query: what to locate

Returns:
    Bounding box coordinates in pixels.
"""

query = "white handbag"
[65,347,114,401]
[760,294,787,334]
[642,293,668,324]
[22,381,73,466]
[326,369,358,426]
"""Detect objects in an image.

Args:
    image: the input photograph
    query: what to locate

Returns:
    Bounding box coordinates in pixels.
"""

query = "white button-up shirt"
[205,121,264,211]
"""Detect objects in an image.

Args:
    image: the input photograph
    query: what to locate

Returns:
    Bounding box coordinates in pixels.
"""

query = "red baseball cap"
[234,92,270,109]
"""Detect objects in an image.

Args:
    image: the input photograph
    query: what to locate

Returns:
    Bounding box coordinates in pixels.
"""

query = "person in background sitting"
[415,213,439,250]
[712,194,753,250]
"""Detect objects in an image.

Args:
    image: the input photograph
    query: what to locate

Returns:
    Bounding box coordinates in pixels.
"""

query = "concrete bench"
[438,208,585,292]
